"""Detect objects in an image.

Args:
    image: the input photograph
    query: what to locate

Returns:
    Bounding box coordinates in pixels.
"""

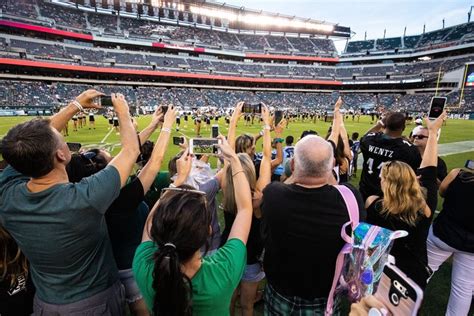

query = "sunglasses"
[161,187,207,196]
[412,135,428,140]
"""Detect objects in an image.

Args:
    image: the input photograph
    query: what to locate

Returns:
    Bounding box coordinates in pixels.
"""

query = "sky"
[221,0,473,52]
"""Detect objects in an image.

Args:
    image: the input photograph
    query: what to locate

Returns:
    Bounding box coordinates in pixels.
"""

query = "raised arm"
[439,168,460,197]
[218,137,253,245]
[108,94,141,188]
[50,89,102,132]
[228,102,244,151]
[137,105,177,193]
[340,124,353,160]
[256,105,273,192]
[270,119,286,173]
[327,97,343,145]
[420,112,446,169]
[138,106,163,144]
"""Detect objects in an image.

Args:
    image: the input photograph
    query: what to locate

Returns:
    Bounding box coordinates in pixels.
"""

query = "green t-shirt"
[0,165,121,304]
[133,238,246,315]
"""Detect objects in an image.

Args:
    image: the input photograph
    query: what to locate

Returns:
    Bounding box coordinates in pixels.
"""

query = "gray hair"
[293,135,334,178]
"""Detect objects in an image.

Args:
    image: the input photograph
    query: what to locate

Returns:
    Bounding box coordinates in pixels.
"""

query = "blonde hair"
[380,161,427,226]
[223,153,256,214]
[0,225,29,287]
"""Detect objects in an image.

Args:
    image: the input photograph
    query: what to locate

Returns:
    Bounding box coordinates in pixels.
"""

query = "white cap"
[412,125,424,136]
[415,118,423,125]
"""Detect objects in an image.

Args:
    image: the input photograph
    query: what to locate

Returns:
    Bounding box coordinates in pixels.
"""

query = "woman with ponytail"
[133,136,253,315]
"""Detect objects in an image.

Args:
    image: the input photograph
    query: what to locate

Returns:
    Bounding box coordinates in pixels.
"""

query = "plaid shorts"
[264,283,341,316]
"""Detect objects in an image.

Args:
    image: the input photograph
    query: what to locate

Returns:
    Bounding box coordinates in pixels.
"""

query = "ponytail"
[152,244,192,316]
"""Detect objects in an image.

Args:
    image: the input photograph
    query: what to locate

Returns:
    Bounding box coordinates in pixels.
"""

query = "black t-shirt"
[261,182,366,299]
[359,133,421,200]
[0,273,35,316]
[105,177,148,270]
[433,170,474,253]
[437,157,448,182]
[366,166,437,289]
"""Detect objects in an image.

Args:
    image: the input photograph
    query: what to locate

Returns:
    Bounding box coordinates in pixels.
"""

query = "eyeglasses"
[412,135,428,140]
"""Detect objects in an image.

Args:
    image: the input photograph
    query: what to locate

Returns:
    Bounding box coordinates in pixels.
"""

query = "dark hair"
[285,135,294,145]
[150,186,211,316]
[385,112,406,132]
[137,140,154,165]
[0,225,29,287]
[1,119,59,178]
[300,130,317,139]
[66,149,109,182]
[351,132,359,140]
[168,151,185,178]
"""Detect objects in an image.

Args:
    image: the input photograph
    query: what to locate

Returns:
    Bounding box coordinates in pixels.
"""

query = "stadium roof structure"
[64,0,351,37]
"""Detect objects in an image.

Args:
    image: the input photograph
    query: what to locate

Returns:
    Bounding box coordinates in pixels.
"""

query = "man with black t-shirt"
[261,135,366,314]
[359,112,421,200]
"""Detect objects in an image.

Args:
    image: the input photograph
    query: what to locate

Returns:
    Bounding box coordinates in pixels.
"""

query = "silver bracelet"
[72,100,84,112]
[161,127,171,133]
[263,125,271,130]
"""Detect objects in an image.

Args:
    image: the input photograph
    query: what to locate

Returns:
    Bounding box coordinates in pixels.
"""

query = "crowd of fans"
[1,80,473,112]
[1,35,471,81]
[0,89,472,316]
[345,21,474,54]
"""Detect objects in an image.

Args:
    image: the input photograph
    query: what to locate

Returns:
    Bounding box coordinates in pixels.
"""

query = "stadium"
[0,0,473,315]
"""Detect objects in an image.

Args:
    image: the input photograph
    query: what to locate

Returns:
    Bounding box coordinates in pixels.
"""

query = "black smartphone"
[243,102,253,114]
[173,136,184,146]
[465,159,474,170]
[274,110,283,126]
[161,105,169,115]
[100,95,113,107]
[67,142,82,152]
[253,103,262,114]
[212,124,219,138]
[428,97,446,119]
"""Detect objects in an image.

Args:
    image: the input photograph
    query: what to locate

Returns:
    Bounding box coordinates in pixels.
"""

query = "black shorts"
[108,119,113,124]
[176,118,181,124]
[113,120,119,127]
[89,117,95,122]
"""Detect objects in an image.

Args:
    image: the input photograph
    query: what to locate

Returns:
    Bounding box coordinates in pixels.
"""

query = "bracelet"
[274,138,284,143]
[259,130,264,136]
[232,170,245,177]
[72,100,84,112]
[161,127,171,133]
[263,125,271,130]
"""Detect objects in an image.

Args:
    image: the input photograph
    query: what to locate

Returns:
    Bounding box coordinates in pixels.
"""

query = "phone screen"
[67,142,82,152]
[465,160,474,170]
[212,125,219,138]
[190,138,220,155]
[275,110,283,126]
[173,136,184,146]
[428,97,446,119]
[100,96,113,107]
[243,103,253,114]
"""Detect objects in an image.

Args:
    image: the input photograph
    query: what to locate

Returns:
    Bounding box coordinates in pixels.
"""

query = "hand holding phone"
[189,138,221,156]
[100,95,113,107]
[374,263,423,316]
[428,97,446,120]
[173,136,185,146]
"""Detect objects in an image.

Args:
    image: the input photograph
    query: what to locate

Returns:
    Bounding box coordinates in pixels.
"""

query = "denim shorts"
[118,268,143,304]
[242,262,265,282]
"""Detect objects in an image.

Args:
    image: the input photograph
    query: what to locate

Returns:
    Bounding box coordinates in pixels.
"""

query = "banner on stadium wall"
[463,63,474,88]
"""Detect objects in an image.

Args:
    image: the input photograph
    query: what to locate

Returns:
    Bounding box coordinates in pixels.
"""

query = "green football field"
[1,114,473,315]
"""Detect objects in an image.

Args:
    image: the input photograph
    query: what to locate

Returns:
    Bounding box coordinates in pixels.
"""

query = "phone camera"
[390,292,400,306]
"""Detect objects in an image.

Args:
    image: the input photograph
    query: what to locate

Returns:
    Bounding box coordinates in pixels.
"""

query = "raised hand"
[216,135,237,162]
[75,89,104,109]
[111,93,130,115]
[261,103,272,126]
[163,104,178,127]
[425,111,447,132]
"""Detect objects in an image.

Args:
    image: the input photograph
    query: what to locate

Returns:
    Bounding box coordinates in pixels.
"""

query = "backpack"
[325,187,407,315]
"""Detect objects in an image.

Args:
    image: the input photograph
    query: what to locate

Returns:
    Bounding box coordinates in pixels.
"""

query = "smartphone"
[428,97,446,120]
[173,136,184,146]
[161,105,169,115]
[189,138,221,156]
[374,263,423,316]
[67,142,82,152]
[465,159,474,170]
[243,102,262,114]
[212,125,219,138]
[274,110,283,126]
[100,95,113,107]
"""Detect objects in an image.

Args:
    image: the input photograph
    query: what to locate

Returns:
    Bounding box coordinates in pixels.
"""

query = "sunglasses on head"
[412,135,428,140]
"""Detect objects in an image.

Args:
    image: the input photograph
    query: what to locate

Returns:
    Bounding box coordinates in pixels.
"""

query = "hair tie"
[163,243,176,250]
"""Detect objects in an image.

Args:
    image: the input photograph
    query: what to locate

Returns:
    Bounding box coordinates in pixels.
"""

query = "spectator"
[0,91,139,314]
[221,104,273,315]
[351,132,361,177]
[412,126,448,183]
[132,137,253,315]
[365,113,447,288]
[261,134,365,314]
[275,135,295,182]
[65,105,177,316]
[427,167,474,315]
[359,112,422,200]
[0,225,35,316]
